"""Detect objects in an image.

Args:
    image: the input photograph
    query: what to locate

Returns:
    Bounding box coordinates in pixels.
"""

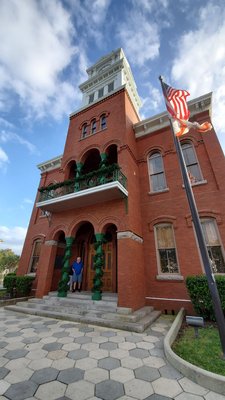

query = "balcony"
[36,165,128,212]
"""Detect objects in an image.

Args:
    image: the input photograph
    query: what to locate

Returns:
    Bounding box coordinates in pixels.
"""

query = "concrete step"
[4,292,161,332]
[47,291,118,303]
[28,297,118,313]
[14,301,149,323]
[4,304,161,333]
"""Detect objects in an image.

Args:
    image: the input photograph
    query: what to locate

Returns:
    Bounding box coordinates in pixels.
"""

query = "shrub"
[3,274,34,297]
[186,275,225,320]
[3,274,16,297]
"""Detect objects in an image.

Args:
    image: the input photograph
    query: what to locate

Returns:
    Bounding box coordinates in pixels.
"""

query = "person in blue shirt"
[72,256,84,292]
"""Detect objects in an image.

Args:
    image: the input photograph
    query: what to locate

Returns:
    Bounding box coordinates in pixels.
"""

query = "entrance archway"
[73,222,94,292]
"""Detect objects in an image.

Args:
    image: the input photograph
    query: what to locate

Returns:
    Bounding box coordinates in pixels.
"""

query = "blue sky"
[0,0,225,254]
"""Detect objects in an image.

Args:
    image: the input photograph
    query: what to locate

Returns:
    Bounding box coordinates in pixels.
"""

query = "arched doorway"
[73,222,94,292]
[84,223,117,293]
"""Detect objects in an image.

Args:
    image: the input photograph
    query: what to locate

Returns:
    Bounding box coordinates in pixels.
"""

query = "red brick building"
[18,49,225,313]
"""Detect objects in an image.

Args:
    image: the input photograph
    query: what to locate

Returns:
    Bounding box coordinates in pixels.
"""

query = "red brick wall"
[137,111,225,312]
[17,91,225,313]
[117,237,145,310]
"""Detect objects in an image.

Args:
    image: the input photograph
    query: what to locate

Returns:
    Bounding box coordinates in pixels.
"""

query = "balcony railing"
[38,165,127,202]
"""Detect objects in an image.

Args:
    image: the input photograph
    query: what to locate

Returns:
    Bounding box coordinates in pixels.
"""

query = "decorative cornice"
[117,231,143,243]
[37,155,62,172]
[70,87,126,118]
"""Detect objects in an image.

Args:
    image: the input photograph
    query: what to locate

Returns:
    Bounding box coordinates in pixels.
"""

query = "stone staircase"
[5,292,161,333]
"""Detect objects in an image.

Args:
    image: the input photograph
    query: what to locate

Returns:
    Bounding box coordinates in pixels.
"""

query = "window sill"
[182,179,207,188]
[79,128,107,141]
[26,273,36,277]
[148,188,169,196]
[156,274,184,281]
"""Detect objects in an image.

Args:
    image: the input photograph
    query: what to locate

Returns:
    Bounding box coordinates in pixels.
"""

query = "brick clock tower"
[18,49,225,313]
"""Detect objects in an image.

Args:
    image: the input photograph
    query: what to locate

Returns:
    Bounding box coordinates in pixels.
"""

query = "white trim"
[148,152,168,193]
[146,296,191,302]
[45,240,58,246]
[117,231,143,243]
[37,181,128,209]
[156,274,184,281]
[154,223,180,275]
[37,155,62,172]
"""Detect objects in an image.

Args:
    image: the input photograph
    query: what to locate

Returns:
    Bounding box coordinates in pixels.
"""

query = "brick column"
[36,240,58,298]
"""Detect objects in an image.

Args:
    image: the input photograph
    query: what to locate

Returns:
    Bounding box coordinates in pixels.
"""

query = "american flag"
[163,82,190,121]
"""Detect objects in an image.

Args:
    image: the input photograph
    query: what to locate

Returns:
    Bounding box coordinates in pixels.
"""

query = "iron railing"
[38,165,127,202]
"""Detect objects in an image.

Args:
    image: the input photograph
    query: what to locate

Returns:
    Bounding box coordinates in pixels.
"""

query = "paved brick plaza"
[0,309,224,400]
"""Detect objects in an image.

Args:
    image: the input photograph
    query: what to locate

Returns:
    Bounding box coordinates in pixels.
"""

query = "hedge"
[3,274,34,298]
[186,275,225,320]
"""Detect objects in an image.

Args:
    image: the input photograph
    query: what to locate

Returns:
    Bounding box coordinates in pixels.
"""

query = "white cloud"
[140,84,162,119]
[65,0,112,45]
[171,2,225,151]
[23,198,33,205]
[0,0,80,120]
[0,146,9,170]
[118,11,160,67]
[117,1,170,67]
[0,226,27,255]
[0,130,38,154]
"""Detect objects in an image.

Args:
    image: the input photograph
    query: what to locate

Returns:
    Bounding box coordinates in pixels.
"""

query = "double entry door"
[86,241,116,292]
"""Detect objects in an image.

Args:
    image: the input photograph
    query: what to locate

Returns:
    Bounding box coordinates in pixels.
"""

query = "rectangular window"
[149,153,167,192]
[182,142,203,182]
[108,81,114,93]
[98,88,104,98]
[89,93,94,104]
[155,224,179,274]
[29,241,41,273]
[201,219,225,273]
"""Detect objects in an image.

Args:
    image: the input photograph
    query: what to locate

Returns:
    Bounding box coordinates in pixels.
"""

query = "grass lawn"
[172,324,225,376]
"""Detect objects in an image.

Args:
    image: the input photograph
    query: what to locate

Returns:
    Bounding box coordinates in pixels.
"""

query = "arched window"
[181,141,203,183]
[82,123,88,138]
[148,152,167,192]
[91,119,96,134]
[201,218,225,273]
[29,240,41,273]
[154,223,179,274]
[100,114,107,130]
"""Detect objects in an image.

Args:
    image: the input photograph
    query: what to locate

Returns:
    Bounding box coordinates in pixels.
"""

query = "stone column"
[92,233,105,301]
[57,237,74,298]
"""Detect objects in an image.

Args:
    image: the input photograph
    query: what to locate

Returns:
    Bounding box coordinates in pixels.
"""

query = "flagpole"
[159,76,225,358]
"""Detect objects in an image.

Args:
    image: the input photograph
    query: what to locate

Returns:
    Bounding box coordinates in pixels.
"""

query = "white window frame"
[28,240,41,274]
[98,87,104,98]
[82,123,88,138]
[108,81,114,93]
[200,218,225,273]
[89,93,95,104]
[100,114,107,130]
[148,152,167,193]
[91,119,96,134]
[154,223,180,275]
[181,141,204,184]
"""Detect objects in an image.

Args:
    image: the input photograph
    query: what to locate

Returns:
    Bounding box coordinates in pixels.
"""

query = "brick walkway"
[0,308,224,400]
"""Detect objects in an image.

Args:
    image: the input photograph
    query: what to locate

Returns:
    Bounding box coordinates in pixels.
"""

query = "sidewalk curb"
[164,308,225,395]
